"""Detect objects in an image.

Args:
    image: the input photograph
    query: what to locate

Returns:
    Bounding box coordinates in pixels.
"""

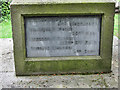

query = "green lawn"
[0,19,12,38]
[0,14,119,38]
[114,14,119,38]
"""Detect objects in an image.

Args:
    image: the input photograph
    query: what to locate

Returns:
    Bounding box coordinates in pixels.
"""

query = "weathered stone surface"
[10,0,115,74]
[25,16,100,57]
[0,39,15,72]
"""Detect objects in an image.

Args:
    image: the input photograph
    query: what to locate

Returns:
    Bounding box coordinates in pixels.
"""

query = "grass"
[118,14,120,39]
[114,14,119,38]
[0,19,12,38]
[0,14,119,38]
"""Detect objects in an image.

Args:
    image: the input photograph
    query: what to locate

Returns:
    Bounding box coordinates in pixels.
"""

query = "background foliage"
[0,1,11,38]
[0,1,10,21]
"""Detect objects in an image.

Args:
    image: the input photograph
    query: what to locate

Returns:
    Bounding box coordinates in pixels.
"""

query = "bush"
[0,1,10,22]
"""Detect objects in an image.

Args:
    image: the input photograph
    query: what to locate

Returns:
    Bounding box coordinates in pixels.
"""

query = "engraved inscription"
[25,16,101,57]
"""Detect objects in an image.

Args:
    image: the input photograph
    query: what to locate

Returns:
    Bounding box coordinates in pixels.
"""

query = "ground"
[0,36,119,89]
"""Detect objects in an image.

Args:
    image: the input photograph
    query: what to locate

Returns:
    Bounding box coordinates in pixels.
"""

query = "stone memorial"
[11,0,115,75]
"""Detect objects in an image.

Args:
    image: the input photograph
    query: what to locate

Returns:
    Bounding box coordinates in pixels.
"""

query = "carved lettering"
[25,16,101,57]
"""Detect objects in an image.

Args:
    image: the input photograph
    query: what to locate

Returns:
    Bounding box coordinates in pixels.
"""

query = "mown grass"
[0,14,119,38]
[114,14,119,38]
[118,14,120,39]
[0,19,12,38]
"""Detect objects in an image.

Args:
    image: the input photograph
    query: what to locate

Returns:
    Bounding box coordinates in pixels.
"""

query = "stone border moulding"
[10,0,115,75]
